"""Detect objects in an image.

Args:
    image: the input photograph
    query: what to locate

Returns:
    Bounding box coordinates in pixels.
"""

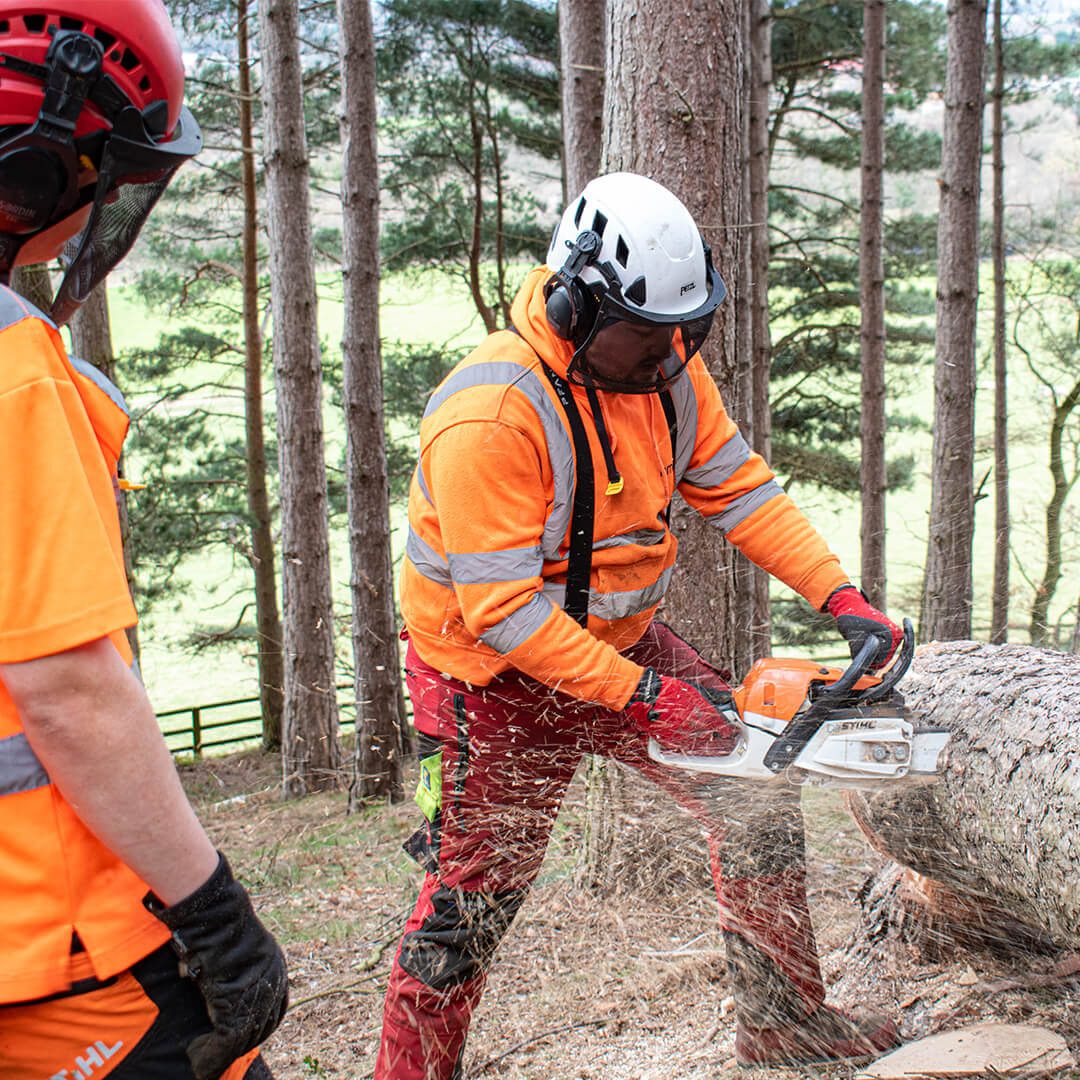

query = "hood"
[509,267,577,380]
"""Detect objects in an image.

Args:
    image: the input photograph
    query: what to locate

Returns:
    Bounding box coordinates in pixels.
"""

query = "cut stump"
[856,1022,1076,1078]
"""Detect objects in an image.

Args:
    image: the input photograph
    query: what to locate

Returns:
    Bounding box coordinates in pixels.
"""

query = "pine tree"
[260,0,341,794]
[377,0,560,332]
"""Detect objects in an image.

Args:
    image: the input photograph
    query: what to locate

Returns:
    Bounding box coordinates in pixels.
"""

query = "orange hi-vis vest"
[400,268,850,710]
[0,286,169,1004]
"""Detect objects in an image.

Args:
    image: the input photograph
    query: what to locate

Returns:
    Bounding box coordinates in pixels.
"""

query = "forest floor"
[181,748,1080,1080]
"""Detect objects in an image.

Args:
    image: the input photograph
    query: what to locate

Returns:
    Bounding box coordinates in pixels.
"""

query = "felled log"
[846,640,1080,952]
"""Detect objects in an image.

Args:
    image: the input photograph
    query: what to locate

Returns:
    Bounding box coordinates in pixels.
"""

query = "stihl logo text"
[47,1038,123,1080]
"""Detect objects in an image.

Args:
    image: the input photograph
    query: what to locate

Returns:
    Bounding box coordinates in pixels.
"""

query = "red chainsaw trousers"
[375,622,825,1080]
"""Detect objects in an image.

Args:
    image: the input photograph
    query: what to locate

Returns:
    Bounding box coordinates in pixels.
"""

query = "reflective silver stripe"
[668,370,698,484]
[0,285,53,332]
[707,480,785,534]
[406,527,453,587]
[70,356,128,415]
[593,528,666,550]
[0,733,50,797]
[479,593,554,654]
[415,463,433,506]
[683,432,751,489]
[447,545,543,585]
[542,564,673,622]
[424,359,575,560]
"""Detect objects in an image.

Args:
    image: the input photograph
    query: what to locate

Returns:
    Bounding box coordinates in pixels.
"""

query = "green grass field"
[99,264,1080,721]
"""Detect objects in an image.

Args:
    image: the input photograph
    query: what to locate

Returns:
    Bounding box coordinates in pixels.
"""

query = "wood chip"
[856,1022,1076,1078]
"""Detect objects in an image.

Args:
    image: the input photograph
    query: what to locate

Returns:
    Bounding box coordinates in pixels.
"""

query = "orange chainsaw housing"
[732,658,881,726]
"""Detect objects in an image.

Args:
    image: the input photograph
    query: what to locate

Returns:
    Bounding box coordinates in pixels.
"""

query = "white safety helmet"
[544,172,726,391]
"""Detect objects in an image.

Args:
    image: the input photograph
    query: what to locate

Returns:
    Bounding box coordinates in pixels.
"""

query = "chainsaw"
[647,619,949,789]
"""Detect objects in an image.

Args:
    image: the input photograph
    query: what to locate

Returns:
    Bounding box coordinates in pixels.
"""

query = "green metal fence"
[158,684,357,759]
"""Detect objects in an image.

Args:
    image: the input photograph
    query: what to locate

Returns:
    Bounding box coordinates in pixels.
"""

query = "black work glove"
[826,585,902,668]
[145,852,288,1080]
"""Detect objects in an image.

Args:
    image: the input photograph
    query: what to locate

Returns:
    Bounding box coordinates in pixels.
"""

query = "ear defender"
[543,229,603,342]
[544,275,587,340]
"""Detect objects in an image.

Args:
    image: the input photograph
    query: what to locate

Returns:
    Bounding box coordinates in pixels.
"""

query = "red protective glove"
[826,585,902,668]
[623,668,740,756]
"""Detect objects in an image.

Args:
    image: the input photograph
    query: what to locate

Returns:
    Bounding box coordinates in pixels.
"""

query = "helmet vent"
[591,210,607,238]
[139,75,151,92]
[573,197,585,228]
[119,47,140,72]
[615,235,629,268]
[0,21,9,34]
[22,14,47,33]
[624,276,647,306]
[59,16,85,31]
[94,29,118,51]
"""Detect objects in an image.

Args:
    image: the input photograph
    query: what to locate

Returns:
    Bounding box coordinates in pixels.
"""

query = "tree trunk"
[603,0,745,676]
[9,263,53,312]
[847,640,1080,949]
[558,0,605,203]
[579,0,745,895]
[69,283,141,667]
[859,0,888,610]
[745,0,773,661]
[238,0,285,750]
[338,0,409,805]
[1028,377,1080,646]
[922,0,987,642]
[259,0,341,796]
[990,0,1009,645]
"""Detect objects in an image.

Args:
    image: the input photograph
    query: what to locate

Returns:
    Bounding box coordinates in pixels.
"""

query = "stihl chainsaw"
[648,619,949,789]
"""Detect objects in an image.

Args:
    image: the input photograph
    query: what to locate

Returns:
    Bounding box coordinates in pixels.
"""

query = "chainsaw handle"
[820,617,915,703]
[819,637,879,699]
[861,618,915,702]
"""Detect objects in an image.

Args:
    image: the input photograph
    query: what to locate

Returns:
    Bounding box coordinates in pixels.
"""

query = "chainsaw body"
[648,619,949,789]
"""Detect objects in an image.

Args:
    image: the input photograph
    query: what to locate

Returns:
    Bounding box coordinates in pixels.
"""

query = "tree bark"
[745,0,772,660]
[990,0,1009,645]
[603,0,746,676]
[338,0,409,805]
[238,0,285,750]
[68,283,142,667]
[559,0,605,203]
[9,263,53,312]
[859,0,888,610]
[578,0,746,896]
[922,0,987,642]
[259,0,341,796]
[847,640,1080,949]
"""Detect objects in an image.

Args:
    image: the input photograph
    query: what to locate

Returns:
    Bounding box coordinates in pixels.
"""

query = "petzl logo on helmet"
[680,281,696,295]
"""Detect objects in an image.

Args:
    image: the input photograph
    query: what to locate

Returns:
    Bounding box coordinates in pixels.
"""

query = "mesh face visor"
[51,105,200,324]
[567,258,727,394]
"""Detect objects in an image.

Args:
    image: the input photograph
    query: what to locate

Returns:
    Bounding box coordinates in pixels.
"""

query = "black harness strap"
[511,325,681,628]
[659,388,679,524]
[541,360,595,627]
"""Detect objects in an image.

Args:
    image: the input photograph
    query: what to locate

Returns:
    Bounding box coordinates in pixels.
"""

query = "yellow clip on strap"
[605,477,624,495]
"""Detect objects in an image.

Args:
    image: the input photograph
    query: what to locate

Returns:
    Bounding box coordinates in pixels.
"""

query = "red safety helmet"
[0,1,200,320]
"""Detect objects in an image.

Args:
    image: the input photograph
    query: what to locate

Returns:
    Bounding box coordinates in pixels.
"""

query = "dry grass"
[179,750,1080,1080]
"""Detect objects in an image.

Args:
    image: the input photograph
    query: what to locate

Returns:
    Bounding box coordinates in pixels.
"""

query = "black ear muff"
[544,276,579,340]
[544,228,604,342]
[0,146,68,234]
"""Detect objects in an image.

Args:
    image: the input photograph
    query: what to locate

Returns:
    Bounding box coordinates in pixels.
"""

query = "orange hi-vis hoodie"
[400,267,850,710]
[0,286,170,1002]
